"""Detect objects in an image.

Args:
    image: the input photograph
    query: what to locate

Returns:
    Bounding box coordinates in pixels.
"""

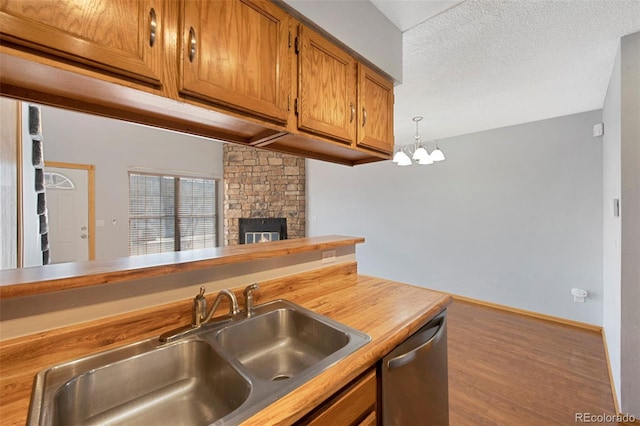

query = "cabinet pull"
[188,27,197,62]
[350,103,355,123]
[149,8,157,47]
[362,107,367,127]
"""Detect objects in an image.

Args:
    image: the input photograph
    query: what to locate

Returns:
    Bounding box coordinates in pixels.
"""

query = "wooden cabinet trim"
[356,63,394,154]
[358,411,377,426]
[0,0,393,166]
[178,0,289,124]
[294,25,393,156]
[297,24,357,144]
[297,369,377,425]
[0,3,162,86]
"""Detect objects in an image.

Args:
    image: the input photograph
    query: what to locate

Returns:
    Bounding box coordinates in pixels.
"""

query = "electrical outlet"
[321,250,336,264]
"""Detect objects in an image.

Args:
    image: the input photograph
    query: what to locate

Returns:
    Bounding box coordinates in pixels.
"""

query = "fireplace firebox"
[238,218,287,244]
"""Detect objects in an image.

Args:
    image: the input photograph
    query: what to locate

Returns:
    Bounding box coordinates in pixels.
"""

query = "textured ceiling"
[370,0,464,32]
[393,0,640,144]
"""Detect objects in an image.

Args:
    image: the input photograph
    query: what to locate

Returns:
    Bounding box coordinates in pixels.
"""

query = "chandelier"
[392,116,445,166]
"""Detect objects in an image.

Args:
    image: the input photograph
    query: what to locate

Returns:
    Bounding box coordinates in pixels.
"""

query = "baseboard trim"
[601,328,621,415]
[450,294,603,332]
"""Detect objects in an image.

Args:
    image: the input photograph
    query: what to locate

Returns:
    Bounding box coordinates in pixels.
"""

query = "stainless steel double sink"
[27,300,370,425]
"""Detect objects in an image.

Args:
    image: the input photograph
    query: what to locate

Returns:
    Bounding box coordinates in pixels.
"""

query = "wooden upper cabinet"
[179,0,289,124]
[0,0,162,86]
[297,25,357,145]
[357,64,394,154]
[0,0,393,165]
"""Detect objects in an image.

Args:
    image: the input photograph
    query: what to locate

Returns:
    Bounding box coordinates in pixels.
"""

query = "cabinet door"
[358,411,377,426]
[357,64,394,154]
[0,0,162,86]
[298,369,376,425]
[297,25,357,145]
[180,0,289,124]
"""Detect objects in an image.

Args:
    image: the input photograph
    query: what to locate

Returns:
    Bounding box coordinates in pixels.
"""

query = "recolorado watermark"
[575,412,636,423]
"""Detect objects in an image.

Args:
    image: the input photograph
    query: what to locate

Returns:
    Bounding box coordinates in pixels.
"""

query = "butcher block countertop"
[0,235,365,298]
[241,273,452,425]
[0,263,450,425]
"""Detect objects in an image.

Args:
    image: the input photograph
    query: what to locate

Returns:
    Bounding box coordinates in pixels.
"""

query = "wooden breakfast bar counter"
[0,236,450,425]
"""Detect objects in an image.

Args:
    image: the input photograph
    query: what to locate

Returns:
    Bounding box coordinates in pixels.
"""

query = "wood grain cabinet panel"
[179,0,289,124]
[297,369,377,426]
[297,25,357,145]
[357,63,394,154]
[0,0,163,86]
[358,411,377,426]
[0,0,393,166]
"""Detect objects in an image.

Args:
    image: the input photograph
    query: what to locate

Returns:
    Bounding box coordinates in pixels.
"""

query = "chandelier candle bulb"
[430,142,446,162]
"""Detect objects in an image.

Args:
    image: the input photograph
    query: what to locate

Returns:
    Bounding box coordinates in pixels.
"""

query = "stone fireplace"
[223,145,305,246]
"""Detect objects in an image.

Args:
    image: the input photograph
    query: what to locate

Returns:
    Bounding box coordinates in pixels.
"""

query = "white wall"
[308,110,604,325]
[602,44,622,407]
[602,31,640,417]
[619,31,640,417]
[283,0,402,81]
[41,106,225,261]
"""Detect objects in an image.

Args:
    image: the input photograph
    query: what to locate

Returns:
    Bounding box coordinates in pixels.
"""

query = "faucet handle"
[243,283,260,317]
[192,286,207,327]
[244,283,259,297]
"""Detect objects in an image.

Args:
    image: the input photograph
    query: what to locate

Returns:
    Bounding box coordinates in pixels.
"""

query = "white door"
[44,166,89,263]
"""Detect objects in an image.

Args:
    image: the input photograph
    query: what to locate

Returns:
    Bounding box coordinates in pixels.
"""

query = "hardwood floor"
[447,300,619,426]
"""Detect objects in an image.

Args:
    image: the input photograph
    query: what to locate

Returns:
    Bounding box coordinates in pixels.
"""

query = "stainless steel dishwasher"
[381,309,449,426]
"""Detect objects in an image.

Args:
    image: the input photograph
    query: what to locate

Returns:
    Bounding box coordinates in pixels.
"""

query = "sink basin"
[216,307,351,381]
[31,340,250,426]
[29,299,370,426]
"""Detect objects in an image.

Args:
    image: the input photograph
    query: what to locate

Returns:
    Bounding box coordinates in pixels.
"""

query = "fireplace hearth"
[238,218,287,244]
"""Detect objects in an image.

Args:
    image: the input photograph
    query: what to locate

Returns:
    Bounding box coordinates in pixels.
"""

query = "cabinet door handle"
[149,8,157,47]
[362,107,367,127]
[350,103,355,123]
[188,27,197,62]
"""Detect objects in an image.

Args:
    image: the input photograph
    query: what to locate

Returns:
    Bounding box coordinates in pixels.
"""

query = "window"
[128,173,218,255]
[44,171,75,190]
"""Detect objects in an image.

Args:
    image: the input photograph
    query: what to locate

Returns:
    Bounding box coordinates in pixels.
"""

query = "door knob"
[81,234,87,239]
[81,226,87,231]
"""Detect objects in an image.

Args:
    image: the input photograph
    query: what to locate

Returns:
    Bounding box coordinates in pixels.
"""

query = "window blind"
[129,173,218,255]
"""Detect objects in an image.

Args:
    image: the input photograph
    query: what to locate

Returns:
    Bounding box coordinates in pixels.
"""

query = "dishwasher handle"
[386,314,446,370]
